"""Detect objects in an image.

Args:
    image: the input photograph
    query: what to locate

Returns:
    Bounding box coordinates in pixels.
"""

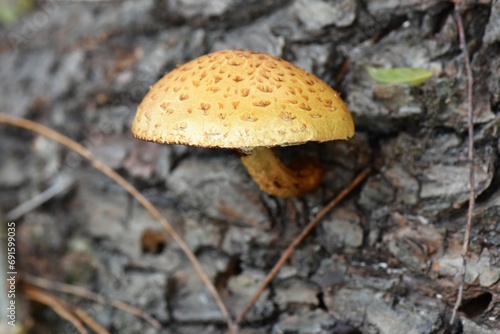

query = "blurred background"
[0,1,499,333]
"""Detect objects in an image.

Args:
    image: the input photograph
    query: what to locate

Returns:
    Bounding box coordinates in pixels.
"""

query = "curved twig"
[0,113,235,333]
[237,167,371,324]
[450,9,475,325]
[24,285,90,334]
[24,274,161,329]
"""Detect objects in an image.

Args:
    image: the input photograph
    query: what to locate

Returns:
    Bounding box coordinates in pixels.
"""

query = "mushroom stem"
[240,147,323,198]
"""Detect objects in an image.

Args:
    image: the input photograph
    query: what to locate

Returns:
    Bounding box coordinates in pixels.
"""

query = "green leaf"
[367,66,433,87]
[0,0,34,25]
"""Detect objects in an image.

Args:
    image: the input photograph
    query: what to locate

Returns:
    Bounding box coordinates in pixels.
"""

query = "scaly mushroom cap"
[132,49,354,149]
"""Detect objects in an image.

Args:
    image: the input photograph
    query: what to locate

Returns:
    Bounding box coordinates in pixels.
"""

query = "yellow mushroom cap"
[132,49,355,149]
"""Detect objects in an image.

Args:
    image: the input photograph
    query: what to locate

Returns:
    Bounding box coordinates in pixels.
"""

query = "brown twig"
[24,285,90,334]
[0,113,235,333]
[236,167,371,324]
[72,307,110,334]
[450,10,475,325]
[24,275,161,329]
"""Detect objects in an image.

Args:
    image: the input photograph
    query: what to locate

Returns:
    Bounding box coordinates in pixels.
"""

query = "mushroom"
[132,49,354,198]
